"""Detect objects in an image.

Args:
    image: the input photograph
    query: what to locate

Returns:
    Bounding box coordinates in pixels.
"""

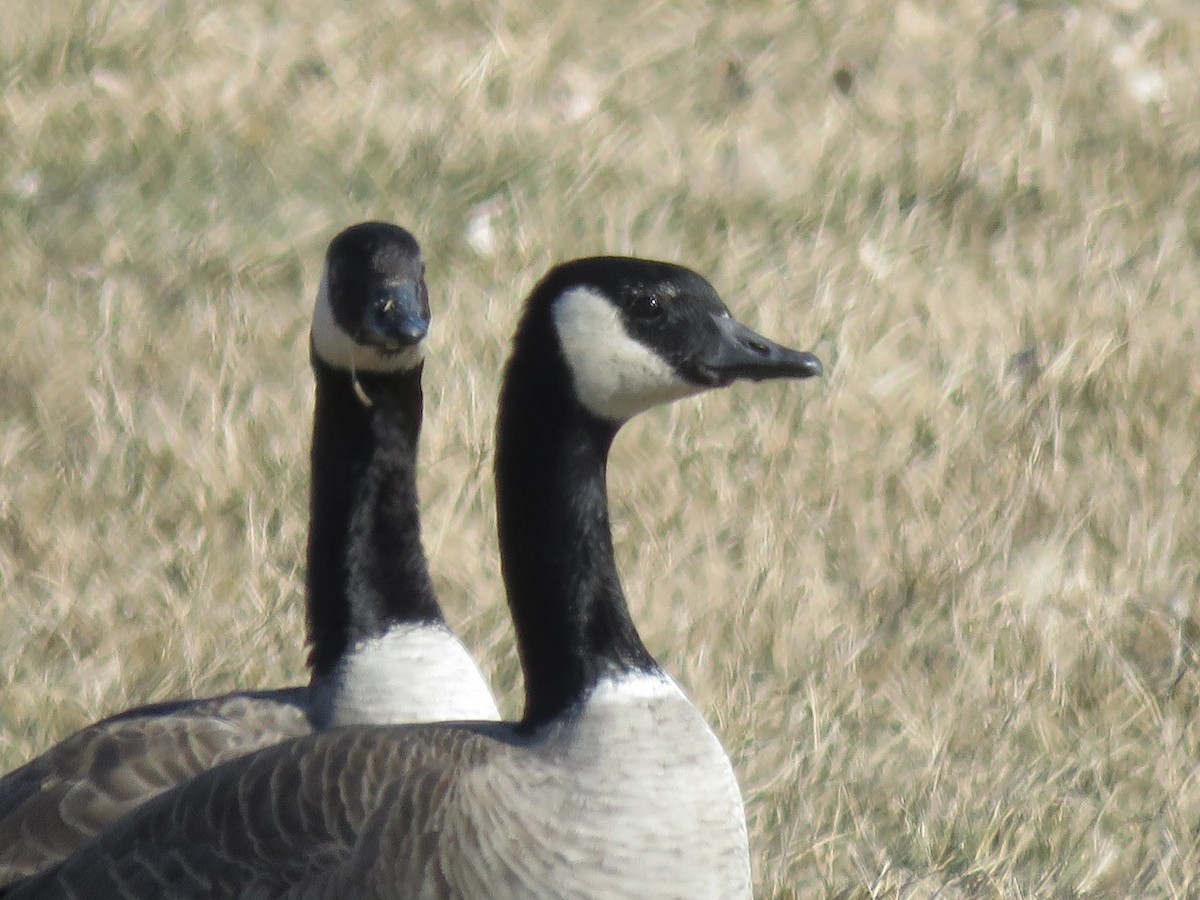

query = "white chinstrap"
[552,287,701,421]
[312,272,426,374]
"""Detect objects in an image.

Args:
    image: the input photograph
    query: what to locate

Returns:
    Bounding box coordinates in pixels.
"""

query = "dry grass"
[3,0,1200,895]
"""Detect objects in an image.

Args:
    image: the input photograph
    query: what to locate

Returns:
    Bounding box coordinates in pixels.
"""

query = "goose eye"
[630,294,664,319]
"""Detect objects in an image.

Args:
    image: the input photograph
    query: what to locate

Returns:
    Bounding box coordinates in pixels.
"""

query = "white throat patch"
[551,287,701,421]
[311,272,426,374]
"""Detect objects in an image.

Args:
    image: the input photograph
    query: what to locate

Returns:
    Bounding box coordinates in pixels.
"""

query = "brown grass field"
[3,1,1200,896]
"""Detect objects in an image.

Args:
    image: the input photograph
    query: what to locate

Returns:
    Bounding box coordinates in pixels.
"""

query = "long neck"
[306,356,441,680]
[496,318,658,729]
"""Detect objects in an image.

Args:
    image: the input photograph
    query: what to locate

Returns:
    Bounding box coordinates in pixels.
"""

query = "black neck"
[495,312,658,729]
[306,355,441,679]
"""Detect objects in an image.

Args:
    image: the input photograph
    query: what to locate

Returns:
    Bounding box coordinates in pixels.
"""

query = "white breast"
[446,672,751,899]
[313,624,500,726]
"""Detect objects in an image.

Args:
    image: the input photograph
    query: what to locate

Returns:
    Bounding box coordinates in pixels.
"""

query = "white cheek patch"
[552,287,702,421]
[311,272,426,373]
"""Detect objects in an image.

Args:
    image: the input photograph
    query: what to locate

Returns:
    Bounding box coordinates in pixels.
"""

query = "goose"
[0,222,498,884]
[3,255,822,899]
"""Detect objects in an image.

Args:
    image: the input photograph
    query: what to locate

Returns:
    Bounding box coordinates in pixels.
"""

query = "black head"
[311,222,431,373]
[521,256,822,422]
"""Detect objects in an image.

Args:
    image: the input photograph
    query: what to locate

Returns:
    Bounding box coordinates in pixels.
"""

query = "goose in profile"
[0,222,498,884]
[4,255,822,899]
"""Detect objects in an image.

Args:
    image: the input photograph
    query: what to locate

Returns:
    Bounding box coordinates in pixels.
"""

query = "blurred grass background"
[3,1,1200,895]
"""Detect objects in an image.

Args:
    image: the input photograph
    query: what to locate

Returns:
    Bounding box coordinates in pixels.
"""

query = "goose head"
[529,256,822,423]
[311,221,431,376]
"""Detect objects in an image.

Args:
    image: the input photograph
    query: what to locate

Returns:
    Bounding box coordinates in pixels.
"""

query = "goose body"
[4,256,821,899]
[0,223,497,884]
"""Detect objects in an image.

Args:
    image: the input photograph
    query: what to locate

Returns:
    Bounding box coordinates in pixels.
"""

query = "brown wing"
[2,722,513,900]
[0,689,312,884]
